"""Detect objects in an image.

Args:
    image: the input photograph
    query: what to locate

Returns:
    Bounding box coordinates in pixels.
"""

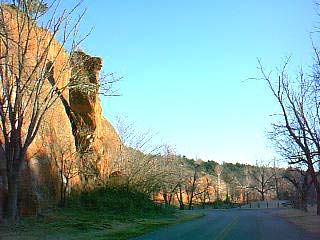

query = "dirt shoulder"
[273,207,320,238]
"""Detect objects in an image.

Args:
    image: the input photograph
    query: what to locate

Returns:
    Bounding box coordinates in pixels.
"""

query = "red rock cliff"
[0,5,121,216]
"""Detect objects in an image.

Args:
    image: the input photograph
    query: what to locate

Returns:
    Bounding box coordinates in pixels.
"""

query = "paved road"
[132,209,318,240]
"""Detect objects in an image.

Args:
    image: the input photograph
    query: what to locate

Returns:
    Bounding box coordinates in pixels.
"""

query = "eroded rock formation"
[0,5,121,216]
[67,51,122,187]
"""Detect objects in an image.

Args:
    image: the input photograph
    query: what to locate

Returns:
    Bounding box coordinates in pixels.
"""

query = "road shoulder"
[272,208,320,238]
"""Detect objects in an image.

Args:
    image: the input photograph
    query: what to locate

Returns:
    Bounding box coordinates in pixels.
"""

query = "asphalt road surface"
[132,209,318,240]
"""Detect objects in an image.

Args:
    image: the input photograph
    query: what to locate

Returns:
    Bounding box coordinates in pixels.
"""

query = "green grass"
[0,208,204,240]
[0,187,204,239]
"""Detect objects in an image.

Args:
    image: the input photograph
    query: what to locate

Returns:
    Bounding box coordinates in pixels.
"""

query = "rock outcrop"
[0,4,121,216]
[67,51,121,187]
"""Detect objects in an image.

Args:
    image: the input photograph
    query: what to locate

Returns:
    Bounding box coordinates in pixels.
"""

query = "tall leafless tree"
[259,54,320,215]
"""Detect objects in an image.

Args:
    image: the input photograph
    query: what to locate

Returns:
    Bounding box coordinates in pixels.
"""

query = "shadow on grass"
[0,187,204,240]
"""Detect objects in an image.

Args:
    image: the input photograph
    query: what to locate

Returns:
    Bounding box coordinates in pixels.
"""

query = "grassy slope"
[0,208,204,240]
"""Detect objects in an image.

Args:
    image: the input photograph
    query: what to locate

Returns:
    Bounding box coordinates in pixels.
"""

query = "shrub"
[66,186,170,216]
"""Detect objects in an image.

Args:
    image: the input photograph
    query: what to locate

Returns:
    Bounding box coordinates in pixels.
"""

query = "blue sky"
[78,1,317,164]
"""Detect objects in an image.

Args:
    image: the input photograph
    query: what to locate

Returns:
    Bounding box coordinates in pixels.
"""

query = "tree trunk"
[275,178,280,200]
[201,192,206,208]
[188,197,193,210]
[317,191,320,216]
[309,167,320,215]
[176,186,184,210]
[301,177,309,212]
[168,191,174,206]
[5,144,24,222]
[59,171,64,207]
[60,178,68,208]
[188,170,197,210]
[261,192,265,201]
[162,192,168,207]
[6,171,19,221]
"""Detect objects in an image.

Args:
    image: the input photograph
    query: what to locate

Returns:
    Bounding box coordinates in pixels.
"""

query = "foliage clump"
[67,186,172,216]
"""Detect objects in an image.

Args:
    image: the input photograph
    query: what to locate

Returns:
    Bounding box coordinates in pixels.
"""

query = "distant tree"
[201,160,219,174]
[175,156,188,210]
[214,165,222,200]
[195,174,212,208]
[249,162,275,201]
[0,0,85,221]
[176,182,185,210]
[158,145,181,207]
[185,163,199,210]
[184,162,213,210]
[221,163,251,203]
[174,156,212,210]
[272,159,282,200]
[112,117,162,194]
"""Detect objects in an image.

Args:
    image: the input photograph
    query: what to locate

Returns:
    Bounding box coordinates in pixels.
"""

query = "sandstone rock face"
[70,51,102,129]
[69,51,121,185]
[0,5,121,216]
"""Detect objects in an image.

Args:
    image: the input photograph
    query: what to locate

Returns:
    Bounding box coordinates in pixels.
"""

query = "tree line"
[107,119,316,212]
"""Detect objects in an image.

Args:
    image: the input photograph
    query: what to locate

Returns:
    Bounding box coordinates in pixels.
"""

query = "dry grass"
[274,206,320,238]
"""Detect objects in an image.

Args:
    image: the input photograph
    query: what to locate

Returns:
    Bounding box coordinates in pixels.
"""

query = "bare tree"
[158,144,181,207]
[173,158,202,210]
[185,166,197,210]
[185,162,202,210]
[175,161,187,210]
[112,117,163,194]
[175,182,185,209]
[184,164,215,209]
[40,122,79,207]
[249,162,275,201]
[0,0,85,221]
[214,165,222,200]
[259,55,320,215]
[195,175,212,208]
